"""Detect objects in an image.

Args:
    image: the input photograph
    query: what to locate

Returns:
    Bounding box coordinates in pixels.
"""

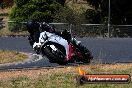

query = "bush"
[9,0,65,32]
[8,22,27,32]
[85,9,101,24]
[0,2,6,9]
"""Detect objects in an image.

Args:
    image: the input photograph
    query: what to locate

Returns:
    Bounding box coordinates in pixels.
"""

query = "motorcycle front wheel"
[43,45,67,65]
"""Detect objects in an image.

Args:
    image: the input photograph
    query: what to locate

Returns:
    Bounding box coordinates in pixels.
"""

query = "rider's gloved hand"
[33,42,41,54]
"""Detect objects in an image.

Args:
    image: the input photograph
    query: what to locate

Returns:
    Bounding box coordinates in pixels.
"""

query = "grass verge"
[0,63,131,88]
[0,50,28,64]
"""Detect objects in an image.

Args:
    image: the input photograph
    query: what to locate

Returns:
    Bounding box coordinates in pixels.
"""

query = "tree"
[86,0,101,10]
[0,1,6,9]
[109,0,132,25]
[85,9,101,24]
[10,0,65,22]
[86,0,132,25]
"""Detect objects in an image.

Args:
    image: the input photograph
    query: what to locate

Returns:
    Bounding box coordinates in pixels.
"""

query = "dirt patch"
[0,50,28,64]
[0,67,77,80]
[89,63,132,70]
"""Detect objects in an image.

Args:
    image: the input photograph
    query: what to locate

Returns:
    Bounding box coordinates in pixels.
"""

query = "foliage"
[9,0,65,31]
[110,0,132,25]
[53,6,89,35]
[86,0,101,10]
[56,0,65,6]
[0,2,6,9]
[85,9,101,24]
[0,0,13,7]
[85,0,132,37]
[86,0,132,25]
[0,18,4,30]
[10,0,64,22]
[53,6,75,24]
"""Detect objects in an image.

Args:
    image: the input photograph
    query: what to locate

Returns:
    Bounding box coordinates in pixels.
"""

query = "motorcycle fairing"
[39,31,70,59]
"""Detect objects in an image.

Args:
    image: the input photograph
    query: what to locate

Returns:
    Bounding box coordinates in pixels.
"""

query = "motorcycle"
[27,21,93,65]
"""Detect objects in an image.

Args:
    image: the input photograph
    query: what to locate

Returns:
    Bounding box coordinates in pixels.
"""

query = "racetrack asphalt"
[0,37,132,70]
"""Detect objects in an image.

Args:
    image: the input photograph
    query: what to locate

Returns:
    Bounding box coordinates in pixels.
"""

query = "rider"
[32,23,70,60]
[27,21,55,46]
[27,20,71,54]
[26,20,40,47]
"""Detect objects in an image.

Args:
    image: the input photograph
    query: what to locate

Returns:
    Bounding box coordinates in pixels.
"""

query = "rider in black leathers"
[26,20,40,47]
[26,20,71,48]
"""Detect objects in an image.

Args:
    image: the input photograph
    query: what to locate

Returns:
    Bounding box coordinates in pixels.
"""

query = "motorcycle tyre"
[44,46,67,65]
[77,44,93,63]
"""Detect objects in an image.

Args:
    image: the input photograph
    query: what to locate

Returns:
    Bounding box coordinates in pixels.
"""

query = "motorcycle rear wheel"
[77,44,93,63]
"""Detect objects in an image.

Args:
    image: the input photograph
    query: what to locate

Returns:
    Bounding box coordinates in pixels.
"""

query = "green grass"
[0,64,131,88]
